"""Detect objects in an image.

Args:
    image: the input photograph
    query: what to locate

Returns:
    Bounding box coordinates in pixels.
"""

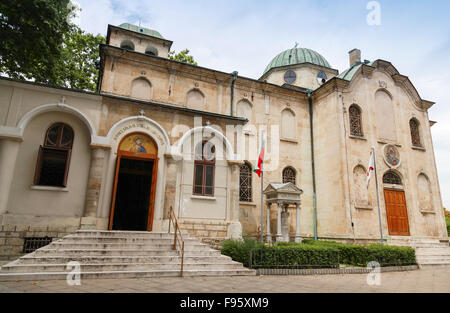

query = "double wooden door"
[384,189,410,236]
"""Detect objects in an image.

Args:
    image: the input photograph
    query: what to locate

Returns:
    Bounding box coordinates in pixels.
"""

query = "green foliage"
[301,240,416,267]
[54,26,105,91]
[221,239,416,269]
[0,0,75,83]
[168,49,198,66]
[445,210,450,236]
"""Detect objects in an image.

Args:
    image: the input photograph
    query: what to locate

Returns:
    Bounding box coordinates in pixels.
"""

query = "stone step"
[60,237,198,244]
[416,250,450,256]
[416,255,450,261]
[0,269,256,281]
[15,255,232,265]
[48,242,209,250]
[1,262,245,273]
[71,230,190,239]
[32,249,222,257]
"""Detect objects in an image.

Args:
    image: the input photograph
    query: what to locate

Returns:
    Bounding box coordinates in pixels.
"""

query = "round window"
[317,71,327,85]
[284,70,297,84]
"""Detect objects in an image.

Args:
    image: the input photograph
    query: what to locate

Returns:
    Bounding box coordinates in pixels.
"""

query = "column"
[163,154,180,219]
[295,202,302,243]
[0,138,21,218]
[276,202,283,242]
[266,202,272,244]
[227,160,243,239]
[81,146,107,229]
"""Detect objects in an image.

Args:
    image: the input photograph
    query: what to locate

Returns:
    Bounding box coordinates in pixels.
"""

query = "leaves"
[168,49,198,66]
[0,1,105,91]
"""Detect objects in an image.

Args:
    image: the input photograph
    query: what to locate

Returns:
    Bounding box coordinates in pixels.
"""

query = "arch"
[417,173,433,211]
[353,164,370,206]
[186,88,205,111]
[145,46,158,56]
[176,126,234,160]
[118,132,158,155]
[236,99,252,121]
[375,89,397,141]
[17,103,96,143]
[239,162,253,202]
[120,39,135,51]
[130,77,152,101]
[282,166,297,185]
[409,118,422,147]
[106,115,171,154]
[280,108,296,140]
[349,104,363,137]
[383,170,402,185]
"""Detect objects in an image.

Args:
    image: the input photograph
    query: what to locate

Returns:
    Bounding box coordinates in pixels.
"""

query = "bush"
[302,240,416,267]
[221,238,416,268]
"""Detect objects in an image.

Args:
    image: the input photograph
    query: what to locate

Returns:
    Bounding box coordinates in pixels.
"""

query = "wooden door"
[384,189,410,236]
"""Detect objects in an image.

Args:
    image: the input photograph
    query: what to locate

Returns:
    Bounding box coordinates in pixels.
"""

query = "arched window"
[186,89,205,111]
[120,40,135,51]
[193,141,215,196]
[409,118,422,147]
[383,171,402,185]
[281,109,296,140]
[237,99,252,121]
[131,78,152,100]
[34,123,74,187]
[239,163,252,202]
[349,105,363,137]
[282,167,296,185]
[145,46,158,56]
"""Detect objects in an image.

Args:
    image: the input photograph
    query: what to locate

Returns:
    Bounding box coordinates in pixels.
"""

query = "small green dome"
[118,23,164,39]
[263,47,331,75]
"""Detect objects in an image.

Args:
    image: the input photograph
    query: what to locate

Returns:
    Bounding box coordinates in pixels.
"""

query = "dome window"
[120,40,135,51]
[284,70,296,84]
[145,46,158,56]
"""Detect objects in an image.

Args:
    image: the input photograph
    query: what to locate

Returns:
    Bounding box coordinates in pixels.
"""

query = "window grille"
[23,237,52,253]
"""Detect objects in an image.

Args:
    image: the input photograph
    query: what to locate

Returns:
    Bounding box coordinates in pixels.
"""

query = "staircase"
[388,237,450,267]
[0,230,255,281]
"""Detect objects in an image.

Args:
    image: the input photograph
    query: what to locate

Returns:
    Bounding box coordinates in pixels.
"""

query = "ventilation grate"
[22,237,53,253]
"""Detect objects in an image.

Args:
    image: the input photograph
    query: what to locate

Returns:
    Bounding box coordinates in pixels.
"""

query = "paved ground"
[0,267,448,293]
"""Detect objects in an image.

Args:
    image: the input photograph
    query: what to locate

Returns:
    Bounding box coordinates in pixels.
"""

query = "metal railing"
[168,206,185,277]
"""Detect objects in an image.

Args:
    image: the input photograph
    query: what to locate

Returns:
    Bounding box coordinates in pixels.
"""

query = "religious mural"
[119,133,157,154]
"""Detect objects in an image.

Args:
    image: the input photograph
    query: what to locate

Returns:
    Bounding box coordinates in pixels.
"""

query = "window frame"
[192,141,216,197]
[349,104,363,137]
[409,118,422,147]
[282,166,297,185]
[239,162,253,202]
[34,123,74,188]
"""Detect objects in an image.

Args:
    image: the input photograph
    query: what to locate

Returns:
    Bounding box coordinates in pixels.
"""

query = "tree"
[169,49,198,66]
[0,0,75,83]
[53,26,105,91]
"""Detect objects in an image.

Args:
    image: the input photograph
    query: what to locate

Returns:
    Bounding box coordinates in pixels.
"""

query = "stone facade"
[0,23,447,259]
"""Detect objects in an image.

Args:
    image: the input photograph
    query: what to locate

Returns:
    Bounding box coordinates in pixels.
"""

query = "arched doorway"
[383,171,410,236]
[109,132,158,231]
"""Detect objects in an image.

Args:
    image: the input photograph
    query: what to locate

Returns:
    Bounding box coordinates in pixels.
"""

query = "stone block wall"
[0,225,78,261]
[180,220,228,240]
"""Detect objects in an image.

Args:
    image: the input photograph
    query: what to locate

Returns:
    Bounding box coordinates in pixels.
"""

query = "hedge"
[221,238,416,269]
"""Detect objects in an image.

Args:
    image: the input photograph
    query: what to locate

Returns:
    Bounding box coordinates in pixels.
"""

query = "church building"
[0,23,447,259]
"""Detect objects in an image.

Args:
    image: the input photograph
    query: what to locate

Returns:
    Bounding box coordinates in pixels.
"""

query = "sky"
[73,0,450,209]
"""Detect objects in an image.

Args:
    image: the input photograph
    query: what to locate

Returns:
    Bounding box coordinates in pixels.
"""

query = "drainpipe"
[230,71,238,116]
[308,91,318,240]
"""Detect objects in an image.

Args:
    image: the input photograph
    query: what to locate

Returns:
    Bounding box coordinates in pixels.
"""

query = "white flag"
[366,149,375,188]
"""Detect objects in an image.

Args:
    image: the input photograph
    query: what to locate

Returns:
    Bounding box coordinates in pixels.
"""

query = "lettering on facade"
[113,122,165,147]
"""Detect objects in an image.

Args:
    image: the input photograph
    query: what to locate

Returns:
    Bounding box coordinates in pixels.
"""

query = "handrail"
[168,206,185,277]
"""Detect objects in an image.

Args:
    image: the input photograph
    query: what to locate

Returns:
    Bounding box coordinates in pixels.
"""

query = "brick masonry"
[0,225,78,261]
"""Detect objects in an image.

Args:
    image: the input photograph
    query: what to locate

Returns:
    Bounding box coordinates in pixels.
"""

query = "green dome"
[263,47,331,75]
[118,23,164,39]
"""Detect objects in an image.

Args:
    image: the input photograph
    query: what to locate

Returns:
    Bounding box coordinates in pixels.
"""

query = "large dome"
[263,47,331,75]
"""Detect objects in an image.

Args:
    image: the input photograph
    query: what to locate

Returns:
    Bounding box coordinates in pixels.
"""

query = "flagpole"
[372,147,384,245]
[260,157,264,244]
